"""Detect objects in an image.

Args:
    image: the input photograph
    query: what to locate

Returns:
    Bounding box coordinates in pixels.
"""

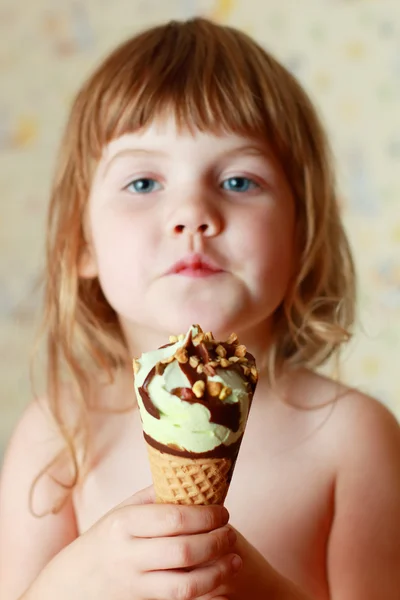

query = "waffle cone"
[146,442,232,505]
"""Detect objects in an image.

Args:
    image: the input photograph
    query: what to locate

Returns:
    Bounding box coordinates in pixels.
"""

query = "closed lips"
[167,255,224,275]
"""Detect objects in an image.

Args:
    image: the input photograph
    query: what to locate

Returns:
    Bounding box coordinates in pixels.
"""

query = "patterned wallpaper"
[1,0,400,451]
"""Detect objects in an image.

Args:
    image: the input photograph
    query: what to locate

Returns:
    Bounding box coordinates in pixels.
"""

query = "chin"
[157,281,259,335]
[151,305,245,341]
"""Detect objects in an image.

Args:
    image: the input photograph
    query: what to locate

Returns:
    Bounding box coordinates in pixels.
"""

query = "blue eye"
[125,178,161,194]
[222,177,258,192]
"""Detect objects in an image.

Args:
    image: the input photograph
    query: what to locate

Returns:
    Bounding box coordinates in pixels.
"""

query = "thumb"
[94,485,157,530]
[101,485,156,519]
[120,484,157,508]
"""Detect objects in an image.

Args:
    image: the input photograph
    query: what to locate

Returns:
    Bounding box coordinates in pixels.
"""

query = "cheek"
[236,206,295,264]
[238,207,295,299]
[89,211,154,295]
[91,209,154,259]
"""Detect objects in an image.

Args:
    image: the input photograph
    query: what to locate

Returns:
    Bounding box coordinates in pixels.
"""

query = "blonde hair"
[32,17,355,514]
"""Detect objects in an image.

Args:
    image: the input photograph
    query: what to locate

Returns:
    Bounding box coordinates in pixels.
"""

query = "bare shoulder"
[315,371,399,453]
[289,368,399,442]
[284,368,400,480]
[0,392,79,599]
[3,392,64,452]
[1,385,81,504]
[296,371,400,598]
[320,373,400,500]
[1,393,67,499]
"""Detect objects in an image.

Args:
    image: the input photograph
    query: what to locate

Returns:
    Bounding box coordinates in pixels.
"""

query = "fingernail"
[231,555,242,572]
[220,506,230,521]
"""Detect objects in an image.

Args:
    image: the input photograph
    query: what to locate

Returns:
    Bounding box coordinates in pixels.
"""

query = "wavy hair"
[31,17,355,514]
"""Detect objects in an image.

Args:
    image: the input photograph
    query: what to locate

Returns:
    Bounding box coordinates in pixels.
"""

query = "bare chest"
[74,407,333,598]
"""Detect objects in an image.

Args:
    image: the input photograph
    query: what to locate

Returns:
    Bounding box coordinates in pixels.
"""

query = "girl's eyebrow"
[224,145,269,157]
[102,148,168,176]
[102,143,271,177]
[220,144,275,166]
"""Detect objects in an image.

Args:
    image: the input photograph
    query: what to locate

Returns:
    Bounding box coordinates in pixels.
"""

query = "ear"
[78,243,98,279]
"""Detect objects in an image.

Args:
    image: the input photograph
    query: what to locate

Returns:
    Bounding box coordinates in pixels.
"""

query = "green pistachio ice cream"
[133,325,258,460]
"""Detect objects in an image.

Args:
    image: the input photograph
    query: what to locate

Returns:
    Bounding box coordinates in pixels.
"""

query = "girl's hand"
[195,527,307,600]
[25,486,242,600]
[193,527,266,600]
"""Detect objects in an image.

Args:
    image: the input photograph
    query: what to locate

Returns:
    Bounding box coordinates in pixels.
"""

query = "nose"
[167,196,222,238]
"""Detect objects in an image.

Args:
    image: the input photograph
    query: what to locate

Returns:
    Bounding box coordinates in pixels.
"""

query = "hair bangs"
[82,20,276,162]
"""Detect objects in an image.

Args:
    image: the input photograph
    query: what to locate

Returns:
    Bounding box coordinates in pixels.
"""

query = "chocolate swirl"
[138,328,257,433]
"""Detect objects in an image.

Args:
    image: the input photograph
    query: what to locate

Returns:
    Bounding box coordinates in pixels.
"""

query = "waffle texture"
[146,443,232,505]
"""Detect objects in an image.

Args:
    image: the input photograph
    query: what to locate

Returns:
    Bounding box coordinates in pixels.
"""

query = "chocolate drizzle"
[143,430,243,476]
[138,327,258,435]
[139,366,161,419]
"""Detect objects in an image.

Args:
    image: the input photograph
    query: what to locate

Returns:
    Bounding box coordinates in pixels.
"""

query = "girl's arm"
[0,398,79,600]
[326,393,400,599]
[247,394,400,600]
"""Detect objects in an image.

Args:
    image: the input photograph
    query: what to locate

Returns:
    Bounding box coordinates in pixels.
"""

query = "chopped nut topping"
[192,380,206,398]
[220,358,230,368]
[175,348,188,363]
[169,335,178,343]
[189,356,200,368]
[208,361,219,368]
[204,331,214,342]
[132,359,140,374]
[161,355,174,364]
[250,367,258,383]
[219,386,232,401]
[241,365,251,377]
[229,356,240,363]
[207,381,223,397]
[235,344,247,358]
[239,357,248,363]
[197,364,205,374]
[226,333,238,345]
[193,332,205,346]
[156,362,166,375]
[251,366,258,378]
[216,345,227,358]
[204,364,216,376]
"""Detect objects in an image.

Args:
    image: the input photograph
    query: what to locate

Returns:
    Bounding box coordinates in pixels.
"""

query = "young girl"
[1,17,400,600]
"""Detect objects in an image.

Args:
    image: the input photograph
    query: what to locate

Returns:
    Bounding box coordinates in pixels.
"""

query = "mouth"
[166,254,224,278]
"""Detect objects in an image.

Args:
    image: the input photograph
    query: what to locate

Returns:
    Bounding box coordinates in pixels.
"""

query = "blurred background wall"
[1,0,400,457]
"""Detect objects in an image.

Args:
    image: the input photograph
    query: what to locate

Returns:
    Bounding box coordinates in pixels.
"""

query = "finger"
[116,503,230,538]
[141,553,242,600]
[136,526,237,571]
[98,486,157,529]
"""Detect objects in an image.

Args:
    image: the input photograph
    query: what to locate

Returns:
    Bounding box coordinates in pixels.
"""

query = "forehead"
[101,113,272,163]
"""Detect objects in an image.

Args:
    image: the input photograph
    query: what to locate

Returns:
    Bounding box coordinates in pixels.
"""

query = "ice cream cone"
[146,442,232,505]
[133,325,258,506]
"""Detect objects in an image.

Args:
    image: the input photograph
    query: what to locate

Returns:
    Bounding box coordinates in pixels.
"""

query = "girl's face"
[83,114,295,351]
